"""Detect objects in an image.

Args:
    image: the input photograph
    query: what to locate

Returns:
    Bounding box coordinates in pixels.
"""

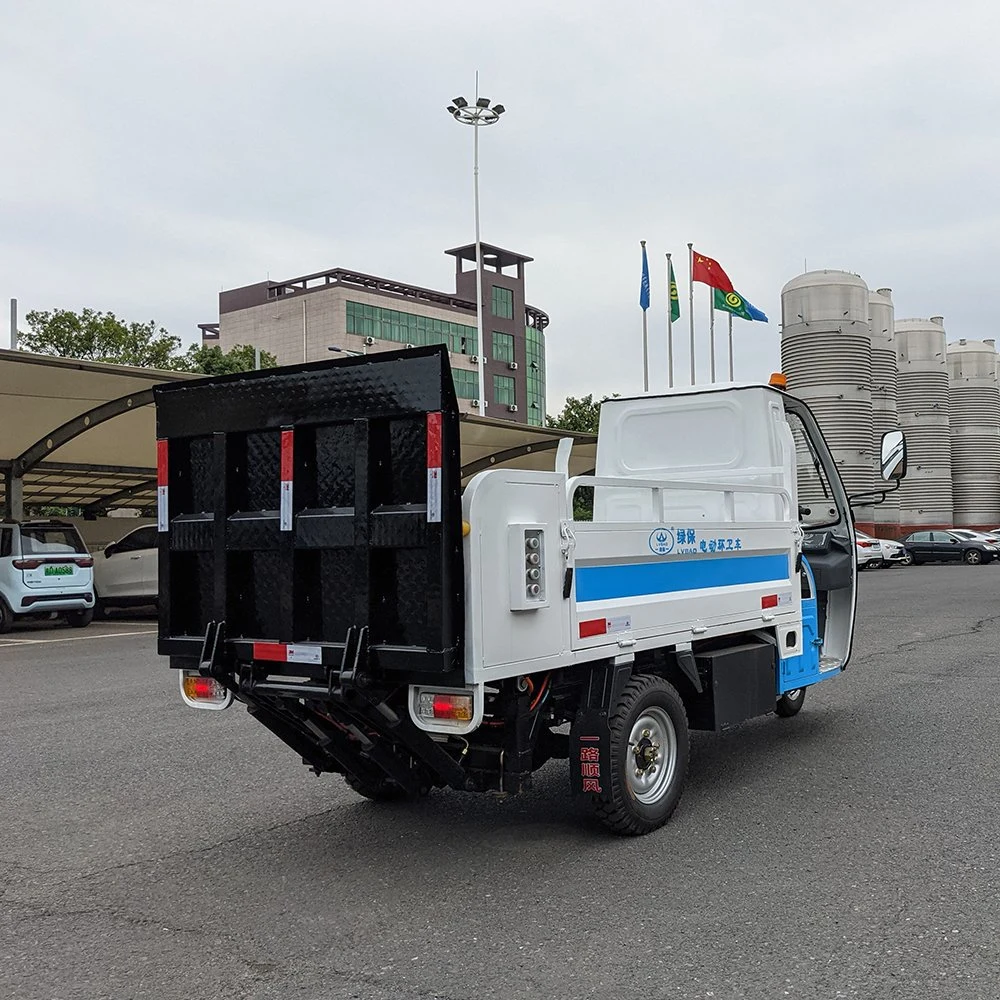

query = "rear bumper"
[18,592,94,612]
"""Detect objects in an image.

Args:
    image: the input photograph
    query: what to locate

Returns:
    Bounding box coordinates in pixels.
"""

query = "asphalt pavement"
[1,568,998,1000]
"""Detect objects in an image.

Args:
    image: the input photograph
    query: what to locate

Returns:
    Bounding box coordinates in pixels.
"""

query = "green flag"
[668,258,680,323]
[713,287,754,321]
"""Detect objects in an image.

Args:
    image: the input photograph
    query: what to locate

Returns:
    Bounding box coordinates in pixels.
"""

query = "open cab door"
[781,393,906,687]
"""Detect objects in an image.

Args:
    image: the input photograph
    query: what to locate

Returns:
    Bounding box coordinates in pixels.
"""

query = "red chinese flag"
[692,251,735,293]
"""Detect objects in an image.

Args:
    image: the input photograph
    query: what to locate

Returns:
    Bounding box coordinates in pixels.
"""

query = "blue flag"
[745,297,768,322]
[639,243,650,310]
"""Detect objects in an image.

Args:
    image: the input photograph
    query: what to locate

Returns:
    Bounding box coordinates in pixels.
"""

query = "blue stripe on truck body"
[575,553,790,603]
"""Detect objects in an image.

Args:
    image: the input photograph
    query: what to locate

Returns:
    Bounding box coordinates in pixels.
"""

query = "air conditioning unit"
[508,361,518,370]
[470,355,481,364]
[363,336,376,346]
[405,343,415,349]
[471,399,481,409]
[508,404,518,413]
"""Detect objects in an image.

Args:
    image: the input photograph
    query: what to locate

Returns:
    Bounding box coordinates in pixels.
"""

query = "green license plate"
[44,565,73,576]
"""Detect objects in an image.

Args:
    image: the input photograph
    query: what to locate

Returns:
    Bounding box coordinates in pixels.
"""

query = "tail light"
[418,692,473,722]
[410,684,482,733]
[12,559,42,570]
[75,557,94,568]
[179,670,233,711]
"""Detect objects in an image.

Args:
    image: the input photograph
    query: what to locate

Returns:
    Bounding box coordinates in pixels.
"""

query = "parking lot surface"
[1,568,998,999]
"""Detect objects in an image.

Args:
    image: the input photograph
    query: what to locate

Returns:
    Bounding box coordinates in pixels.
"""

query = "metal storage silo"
[869,288,899,530]
[946,339,1000,527]
[780,271,874,527]
[895,317,952,526]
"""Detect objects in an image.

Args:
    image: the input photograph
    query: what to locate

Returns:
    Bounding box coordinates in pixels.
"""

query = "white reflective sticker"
[157,486,168,532]
[280,480,293,531]
[427,468,442,523]
[287,644,322,665]
[777,592,793,607]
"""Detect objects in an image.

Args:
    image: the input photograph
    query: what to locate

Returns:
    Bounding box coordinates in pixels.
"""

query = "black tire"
[66,608,94,628]
[93,597,110,621]
[964,549,983,566]
[344,772,425,802]
[591,674,689,836]
[775,686,806,717]
[0,598,13,635]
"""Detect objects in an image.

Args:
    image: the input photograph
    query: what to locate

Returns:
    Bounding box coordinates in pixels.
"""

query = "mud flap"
[568,661,631,798]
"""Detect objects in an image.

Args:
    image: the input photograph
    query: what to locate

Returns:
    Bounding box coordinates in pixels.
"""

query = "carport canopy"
[0,348,596,519]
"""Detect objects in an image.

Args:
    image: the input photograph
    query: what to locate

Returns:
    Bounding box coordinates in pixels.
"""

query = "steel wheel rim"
[627,707,677,805]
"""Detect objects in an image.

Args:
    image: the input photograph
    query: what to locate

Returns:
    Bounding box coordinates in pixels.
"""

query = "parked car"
[857,530,907,566]
[855,531,884,570]
[0,520,95,633]
[951,529,1000,548]
[900,530,999,566]
[93,524,158,616]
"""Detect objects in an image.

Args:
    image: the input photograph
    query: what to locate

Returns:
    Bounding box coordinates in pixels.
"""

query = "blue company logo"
[648,528,675,556]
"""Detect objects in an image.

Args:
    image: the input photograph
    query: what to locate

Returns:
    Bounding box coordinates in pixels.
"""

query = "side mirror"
[880,430,907,481]
[104,543,117,558]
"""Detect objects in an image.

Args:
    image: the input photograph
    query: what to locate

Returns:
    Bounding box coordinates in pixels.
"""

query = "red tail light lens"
[12,559,42,570]
[75,557,94,568]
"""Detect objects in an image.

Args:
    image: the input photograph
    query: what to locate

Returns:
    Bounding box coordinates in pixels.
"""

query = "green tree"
[546,393,604,434]
[20,308,184,369]
[184,343,278,375]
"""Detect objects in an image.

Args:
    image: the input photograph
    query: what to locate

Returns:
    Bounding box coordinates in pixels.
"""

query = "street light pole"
[447,82,505,415]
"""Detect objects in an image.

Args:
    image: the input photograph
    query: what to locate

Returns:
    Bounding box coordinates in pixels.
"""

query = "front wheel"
[591,674,689,836]
[964,549,983,565]
[65,608,94,628]
[775,687,806,717]
[900,552,914,566]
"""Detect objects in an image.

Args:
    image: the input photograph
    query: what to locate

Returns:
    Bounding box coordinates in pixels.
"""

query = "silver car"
[0,520,95,633]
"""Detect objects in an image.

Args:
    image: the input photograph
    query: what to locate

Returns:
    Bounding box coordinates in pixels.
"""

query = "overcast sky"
[2,0,997,410]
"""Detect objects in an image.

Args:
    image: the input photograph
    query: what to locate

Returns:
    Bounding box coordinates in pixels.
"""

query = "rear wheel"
[0,598,13,635]
[66,608,94,628]
[775,686,806,717]
[964,549,983,566]
[591,674,689,836]
[93,597,110,620]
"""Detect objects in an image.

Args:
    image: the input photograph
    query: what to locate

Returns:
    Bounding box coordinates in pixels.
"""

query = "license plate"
[44,565,73,577]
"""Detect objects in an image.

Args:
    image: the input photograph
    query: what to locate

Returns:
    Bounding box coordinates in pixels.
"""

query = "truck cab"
[155,347,903,835]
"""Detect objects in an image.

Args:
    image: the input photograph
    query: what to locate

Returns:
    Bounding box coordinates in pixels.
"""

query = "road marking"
[0,629,157,648]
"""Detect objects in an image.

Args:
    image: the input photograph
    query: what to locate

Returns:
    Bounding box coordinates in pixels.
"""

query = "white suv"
[93,524,158,616]
[0,520,95,633]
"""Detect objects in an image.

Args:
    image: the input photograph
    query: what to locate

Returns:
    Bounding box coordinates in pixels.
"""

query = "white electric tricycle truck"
[155,347,905,835]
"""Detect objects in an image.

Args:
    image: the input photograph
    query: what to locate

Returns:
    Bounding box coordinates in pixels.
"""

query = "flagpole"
[687,243,695,384]
[727,312,734,381]
[640,240,649,392]
[665,253,674,388]
[708,285,716,383]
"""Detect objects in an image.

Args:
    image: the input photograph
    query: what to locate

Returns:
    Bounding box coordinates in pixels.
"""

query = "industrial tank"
[781,271,874,524]
[869,288,899,529]
[895,317,952,526]
[946,339,1000,527]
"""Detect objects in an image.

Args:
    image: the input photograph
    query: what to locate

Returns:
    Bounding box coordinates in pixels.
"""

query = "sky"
[2,0,998,412]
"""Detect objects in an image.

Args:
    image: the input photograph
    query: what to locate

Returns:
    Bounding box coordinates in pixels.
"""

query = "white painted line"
[0,629,157,648]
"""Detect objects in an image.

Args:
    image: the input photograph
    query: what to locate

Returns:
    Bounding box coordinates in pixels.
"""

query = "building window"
[452,368,480,400]
[345,301,478,355]
[492,331,514,364]
[525,324,546,426]
[493,375,516,407]
[491,285,514,320]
